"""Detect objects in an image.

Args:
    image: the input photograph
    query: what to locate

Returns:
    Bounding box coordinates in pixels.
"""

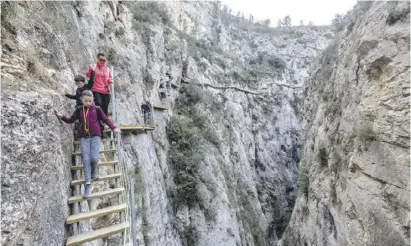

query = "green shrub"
[267,56,287,72]
[140,26,154,53]
[143,71,155,88]
[178,84,205,106]
[204,207,218,222]
[358,120,376,142]
[318,147,328,168]
[108,48,118,65]
[27,59,39,76]
[276,213,291,238]
[114,83,129,96]
[232,71,240,80]
[215,57,227,69]
[115,27,125,37]
[250,217,265,245]
[168,117,203,209]
[238,191,266,246]
[182,224,199,246]
[325,102,340,117]
[198,61,208,71]
[167,84,223,211]
[298,168,309,198]
[1,2,16,34]
[126,1,171,26]
[316,38,339,82]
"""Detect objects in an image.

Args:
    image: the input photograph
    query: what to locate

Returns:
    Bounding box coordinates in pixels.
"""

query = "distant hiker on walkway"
[56,90,121,198]
[64,75,87,108]
[141,101,152,125]
[85,53,112,117]
[159,83,166,103]
[165,71,173,88]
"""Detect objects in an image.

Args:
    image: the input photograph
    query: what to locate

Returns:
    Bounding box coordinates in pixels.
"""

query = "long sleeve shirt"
[85,64,112,94]
[61,105,116,138]
[65,87,87,107]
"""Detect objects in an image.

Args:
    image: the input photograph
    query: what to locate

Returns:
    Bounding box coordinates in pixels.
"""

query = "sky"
[220,0,358,26]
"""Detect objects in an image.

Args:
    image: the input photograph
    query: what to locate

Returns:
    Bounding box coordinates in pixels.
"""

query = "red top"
[86,63,112,94]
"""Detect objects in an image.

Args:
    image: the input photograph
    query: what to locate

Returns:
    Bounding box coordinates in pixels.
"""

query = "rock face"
[1,1,330,245]
[3,1,408,246]
[281,2,410,246]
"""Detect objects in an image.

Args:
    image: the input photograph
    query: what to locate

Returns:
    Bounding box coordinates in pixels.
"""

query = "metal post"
[110,66,117,125]
[129,177,137,246]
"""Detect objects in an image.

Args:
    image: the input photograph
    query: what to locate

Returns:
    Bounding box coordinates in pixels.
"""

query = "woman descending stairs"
[66,130,130,246]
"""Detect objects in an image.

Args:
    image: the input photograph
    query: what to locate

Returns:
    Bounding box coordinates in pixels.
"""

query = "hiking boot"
[83,184,92,198]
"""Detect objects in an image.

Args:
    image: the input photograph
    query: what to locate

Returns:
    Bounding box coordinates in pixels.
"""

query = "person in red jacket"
[85,53,112,117]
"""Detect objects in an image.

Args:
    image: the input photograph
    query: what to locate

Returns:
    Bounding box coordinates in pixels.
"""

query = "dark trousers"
[93,92,111,116]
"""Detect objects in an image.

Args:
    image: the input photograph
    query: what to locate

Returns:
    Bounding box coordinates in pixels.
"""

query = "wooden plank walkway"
[153,105,169,110]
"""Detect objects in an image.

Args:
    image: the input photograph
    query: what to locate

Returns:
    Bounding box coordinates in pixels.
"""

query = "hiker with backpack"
[56,90,121,198]
[159,83,166,103]
[165,72,173,89]
[141,101,152,125]
[85,53,112,117]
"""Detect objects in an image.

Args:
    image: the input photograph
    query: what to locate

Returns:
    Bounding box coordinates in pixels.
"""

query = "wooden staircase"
[66,130,129,246]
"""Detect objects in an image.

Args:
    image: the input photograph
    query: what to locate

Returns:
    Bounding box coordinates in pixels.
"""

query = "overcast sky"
[219,0,358,26]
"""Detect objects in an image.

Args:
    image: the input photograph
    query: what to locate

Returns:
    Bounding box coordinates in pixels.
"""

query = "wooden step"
[68,187,124,204]
[71,173,122,186]
[119,124,155,131]
[67,204,126,224]
[73,138,115,145]
[72,149,116,156]
[153,105,169,110]
[66,222,129,246]
[71,161,118,170]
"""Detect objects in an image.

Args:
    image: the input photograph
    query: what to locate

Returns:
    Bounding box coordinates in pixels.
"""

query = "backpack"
[75,106,105,134]
[85,65,96,90]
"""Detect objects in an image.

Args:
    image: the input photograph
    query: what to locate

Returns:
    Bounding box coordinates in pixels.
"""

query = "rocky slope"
[4,1,407,246]
[1,1,332,245]
[281,1,410,246]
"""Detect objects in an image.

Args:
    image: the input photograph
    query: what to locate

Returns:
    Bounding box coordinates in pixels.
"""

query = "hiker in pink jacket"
[85,53,113,116]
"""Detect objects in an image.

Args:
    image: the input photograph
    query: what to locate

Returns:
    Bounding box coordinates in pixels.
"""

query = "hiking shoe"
[83,184,92,198]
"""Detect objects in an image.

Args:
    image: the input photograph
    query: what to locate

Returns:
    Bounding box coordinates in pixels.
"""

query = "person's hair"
[81,90,93,98]
[97,53,105,58]
[74,75,85,82]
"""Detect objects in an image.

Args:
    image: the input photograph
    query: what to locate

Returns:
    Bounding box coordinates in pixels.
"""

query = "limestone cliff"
[3,1,408,246]
[281,1,410,246]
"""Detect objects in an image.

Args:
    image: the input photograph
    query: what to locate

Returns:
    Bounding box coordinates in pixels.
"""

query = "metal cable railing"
[111,66,133,245]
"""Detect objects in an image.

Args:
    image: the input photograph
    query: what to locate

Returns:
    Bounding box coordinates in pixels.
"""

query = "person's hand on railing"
[113,127,121,133]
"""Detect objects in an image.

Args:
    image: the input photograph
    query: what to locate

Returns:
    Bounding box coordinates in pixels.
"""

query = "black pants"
[93,92,111,116]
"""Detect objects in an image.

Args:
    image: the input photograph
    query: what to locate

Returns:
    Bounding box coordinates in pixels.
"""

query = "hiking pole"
[53,109,63,125]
